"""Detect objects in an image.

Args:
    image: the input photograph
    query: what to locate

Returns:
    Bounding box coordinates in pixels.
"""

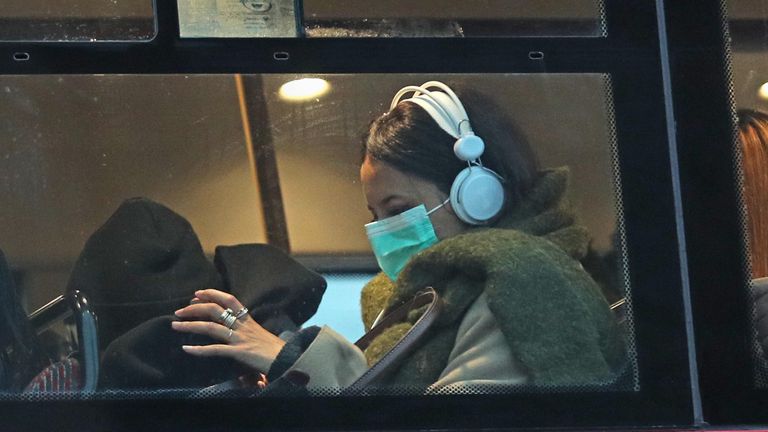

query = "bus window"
[177,0,606,39]
[0,0,155,42]
[0,73,637,396]
[303,273,374,342]
[302,0,605,37]
[0,1,711,429]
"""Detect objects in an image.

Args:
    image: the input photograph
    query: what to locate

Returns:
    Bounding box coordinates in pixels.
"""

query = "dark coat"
[64,198,326,390]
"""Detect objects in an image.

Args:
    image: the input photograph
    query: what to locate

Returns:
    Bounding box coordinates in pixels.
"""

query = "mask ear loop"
[426,198,451,216]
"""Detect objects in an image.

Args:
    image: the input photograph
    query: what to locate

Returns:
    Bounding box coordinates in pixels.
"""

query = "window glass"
[0,0,155,41]
[0,75,265,312]
[0,73,634,397]
[302,0,605,37]
[303,274,374,341]
[177,0,300,38]
[264,74,624,258]
[177,0,605,38]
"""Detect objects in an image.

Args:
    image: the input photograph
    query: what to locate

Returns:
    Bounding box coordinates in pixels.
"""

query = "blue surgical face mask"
[365,199,449,280]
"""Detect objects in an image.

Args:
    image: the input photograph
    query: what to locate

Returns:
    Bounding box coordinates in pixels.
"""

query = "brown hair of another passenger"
[738,109,768,279]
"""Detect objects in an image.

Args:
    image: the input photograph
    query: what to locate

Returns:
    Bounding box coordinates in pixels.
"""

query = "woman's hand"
[171,289,286,373]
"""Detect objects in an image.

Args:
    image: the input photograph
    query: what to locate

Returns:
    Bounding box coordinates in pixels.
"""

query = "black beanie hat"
[65,198,221,349]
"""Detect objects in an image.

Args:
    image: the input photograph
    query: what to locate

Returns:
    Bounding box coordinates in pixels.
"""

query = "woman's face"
[360,156,467,240]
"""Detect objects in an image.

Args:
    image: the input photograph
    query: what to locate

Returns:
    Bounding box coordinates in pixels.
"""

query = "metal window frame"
[664,0,768,427]
[0,1,709,430]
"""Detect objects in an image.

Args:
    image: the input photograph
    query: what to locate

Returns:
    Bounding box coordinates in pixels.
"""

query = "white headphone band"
[388,81,506,225]
[419,81,470,122]
[389,82,473,137]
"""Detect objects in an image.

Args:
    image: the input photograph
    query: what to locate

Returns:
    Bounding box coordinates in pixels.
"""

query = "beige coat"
[284,292,528,394]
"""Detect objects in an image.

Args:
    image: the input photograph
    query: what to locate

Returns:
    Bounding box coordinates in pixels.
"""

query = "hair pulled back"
[362,85,540,211]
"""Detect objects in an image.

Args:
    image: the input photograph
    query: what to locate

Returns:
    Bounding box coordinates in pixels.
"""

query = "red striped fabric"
[24,358,82,393]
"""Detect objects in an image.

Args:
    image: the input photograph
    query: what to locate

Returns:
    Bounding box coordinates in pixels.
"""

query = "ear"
[444,198,458,217]
[443,200,474,231]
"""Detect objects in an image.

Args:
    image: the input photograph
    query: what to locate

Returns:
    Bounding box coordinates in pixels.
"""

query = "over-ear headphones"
[390,81,506,225]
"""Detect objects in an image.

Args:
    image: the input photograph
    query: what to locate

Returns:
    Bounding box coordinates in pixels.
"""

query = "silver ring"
[223,313,237,329]
[218,308,234,323]
[234,307,249,320]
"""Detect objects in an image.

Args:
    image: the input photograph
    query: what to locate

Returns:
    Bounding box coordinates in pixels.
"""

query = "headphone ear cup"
[449,167,506,225]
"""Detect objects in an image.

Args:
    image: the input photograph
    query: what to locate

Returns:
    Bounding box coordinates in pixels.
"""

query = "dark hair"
[737,109,768,279]
[362,85,540,210]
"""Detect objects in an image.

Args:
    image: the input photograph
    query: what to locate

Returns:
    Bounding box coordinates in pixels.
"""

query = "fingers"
[194,289,245,311]
[182,344,236,357]
[175,302,225,321]
[257,373,268,390]
[172,320,233,342]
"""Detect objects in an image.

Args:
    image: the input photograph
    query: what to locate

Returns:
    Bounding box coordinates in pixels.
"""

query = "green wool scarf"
[359,167,627,389]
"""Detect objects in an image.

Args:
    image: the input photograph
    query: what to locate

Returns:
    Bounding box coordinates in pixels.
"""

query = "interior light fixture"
[279,78,330,101]
[759,82,768,100]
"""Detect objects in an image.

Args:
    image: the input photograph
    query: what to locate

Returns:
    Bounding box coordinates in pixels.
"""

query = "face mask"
[365,200,448,280]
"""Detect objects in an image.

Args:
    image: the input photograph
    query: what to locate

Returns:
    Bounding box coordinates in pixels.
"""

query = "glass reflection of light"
[759,82,768,100]
[279,78,330,101]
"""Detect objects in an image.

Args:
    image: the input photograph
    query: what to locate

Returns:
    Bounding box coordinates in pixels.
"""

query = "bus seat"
[24,357,82,393]
[25,290,99,393]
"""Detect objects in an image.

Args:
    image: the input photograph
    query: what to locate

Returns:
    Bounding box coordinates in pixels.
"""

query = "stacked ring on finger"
[218,308,232,322]
[219,308,238,329]
[234,307,249,321]
[223,314,237,329]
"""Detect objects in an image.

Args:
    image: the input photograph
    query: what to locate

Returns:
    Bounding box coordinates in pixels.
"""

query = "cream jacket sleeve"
[283,326,369,390]
[280,292,528,392]
[426,292,529,394]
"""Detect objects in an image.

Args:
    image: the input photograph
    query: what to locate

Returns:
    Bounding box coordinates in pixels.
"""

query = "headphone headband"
[386,81,507,225]
[390,82,473,138]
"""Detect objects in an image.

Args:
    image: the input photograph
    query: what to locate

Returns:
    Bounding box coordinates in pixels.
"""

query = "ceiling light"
[759,82,768,100]
[279,78,330,101]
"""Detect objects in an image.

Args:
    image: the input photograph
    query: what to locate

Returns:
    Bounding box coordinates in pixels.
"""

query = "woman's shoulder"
[442,226,587,273]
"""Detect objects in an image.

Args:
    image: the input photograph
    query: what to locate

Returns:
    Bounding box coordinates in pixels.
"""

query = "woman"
[738,109,768,279]
[737,109,768,358]
[172,81,627,394]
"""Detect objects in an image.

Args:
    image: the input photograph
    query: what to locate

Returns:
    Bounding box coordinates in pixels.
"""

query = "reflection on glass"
[0,0,155,41]
[177,0,299,38]
[0,73,634,399]
[303,0,605,37]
